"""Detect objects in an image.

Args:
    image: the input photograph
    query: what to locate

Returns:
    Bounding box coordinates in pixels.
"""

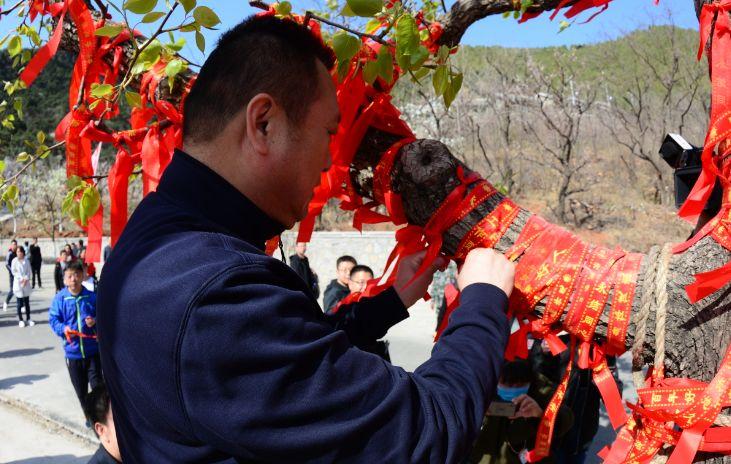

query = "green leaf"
[362,60,378,85]
[7,36,21,58]
[165,58,185,78]
[37,144,49,158]
[123,0,158,15]
[410,66,430,83]
[80,186,101,226]
[177,0,196,13]
[376,47,393,84]
[13,99,22,120]
[137,40,163,66]
[443,72,463,108]
[166,38,186,52]
[193,6,220,29]
[0,160,5,173]
[90,83,114,99]
[195,31,205,53]
[395,15,418,54]
[437,45,450,63]
[95,24,123,37]
[365,18,381,34]
[274,1,292,16]
[125,91,142,108]
[6,184,18,200]
[66,175,83,190]
[142,11,166,23]
[36,131,45,144]
[346,0,383,17]
[332,32,361,68]
[16,151,29,163]
[340,3,356,16]
[432,64,448,96]
[409,45,429,69]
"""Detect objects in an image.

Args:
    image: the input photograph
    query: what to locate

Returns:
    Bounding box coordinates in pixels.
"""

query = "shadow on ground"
[0,374,49,390]
[5,455,91,464]
[0,347,54,359]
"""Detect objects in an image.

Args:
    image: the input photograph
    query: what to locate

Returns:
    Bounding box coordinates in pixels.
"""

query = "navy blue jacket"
[97,150,510,463]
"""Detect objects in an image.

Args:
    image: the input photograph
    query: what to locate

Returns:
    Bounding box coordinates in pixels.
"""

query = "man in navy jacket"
[97,15,515,463]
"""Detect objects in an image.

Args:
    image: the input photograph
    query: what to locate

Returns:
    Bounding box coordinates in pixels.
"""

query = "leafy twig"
[0,141,67,191]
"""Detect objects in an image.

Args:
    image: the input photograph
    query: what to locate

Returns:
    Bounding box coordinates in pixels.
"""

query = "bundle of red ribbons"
[22,0,187,260]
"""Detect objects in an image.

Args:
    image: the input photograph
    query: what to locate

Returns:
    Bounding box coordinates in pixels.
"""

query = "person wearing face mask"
[467,359,574,464]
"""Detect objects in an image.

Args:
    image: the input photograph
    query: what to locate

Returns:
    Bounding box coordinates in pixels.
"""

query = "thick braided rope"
[652,244,673,375]
[632,245,661,390]
[630,244,731,427]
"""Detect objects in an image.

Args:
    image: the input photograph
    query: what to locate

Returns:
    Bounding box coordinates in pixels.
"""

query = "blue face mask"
[497,384,529,402]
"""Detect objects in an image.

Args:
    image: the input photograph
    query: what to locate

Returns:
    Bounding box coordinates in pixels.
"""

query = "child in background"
[49,261,103,421]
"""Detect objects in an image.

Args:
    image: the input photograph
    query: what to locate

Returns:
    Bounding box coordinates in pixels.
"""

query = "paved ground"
[0,401,95,463]
[0,264,634,463]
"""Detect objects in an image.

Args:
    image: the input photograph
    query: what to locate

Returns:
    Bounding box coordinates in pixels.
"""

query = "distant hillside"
[0,26,709,250]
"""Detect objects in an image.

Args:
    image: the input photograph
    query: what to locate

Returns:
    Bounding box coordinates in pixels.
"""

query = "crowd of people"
[286,241,617,464]
[0,237,618,464]
[2,238,118,462]
[2,238,43,326]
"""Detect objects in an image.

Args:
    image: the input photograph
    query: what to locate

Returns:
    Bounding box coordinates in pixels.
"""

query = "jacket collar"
[157,150,285,251]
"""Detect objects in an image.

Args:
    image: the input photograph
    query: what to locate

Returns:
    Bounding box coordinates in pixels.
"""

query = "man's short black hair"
[336,256,357,268]
[183,15,336,143]
[350,265,374,277]
[500,359,532,385]
[65,261,84,275]
[10,239,16,245]
[84,384,111,436]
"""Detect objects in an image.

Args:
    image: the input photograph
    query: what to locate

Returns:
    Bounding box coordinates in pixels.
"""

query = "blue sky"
[188,0,700,59]
[0,0,700,61]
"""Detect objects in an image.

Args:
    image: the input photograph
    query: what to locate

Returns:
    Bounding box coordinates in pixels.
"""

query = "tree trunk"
[352,131,731,386]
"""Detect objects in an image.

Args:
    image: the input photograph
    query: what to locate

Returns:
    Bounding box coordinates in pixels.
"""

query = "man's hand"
[394,250,448,308]
[511,394,542,419]
[457,248,515,297]
[63,325,72,336]
[85,316,95,328]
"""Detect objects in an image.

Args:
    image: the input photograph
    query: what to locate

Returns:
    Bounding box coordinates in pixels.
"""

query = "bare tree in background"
[523,53,599,226]
[18,167,66,252]
[603,21,708,205]
[459,49,533,195]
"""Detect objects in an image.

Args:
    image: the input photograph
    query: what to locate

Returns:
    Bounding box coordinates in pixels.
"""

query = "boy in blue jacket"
[49,261,103,416]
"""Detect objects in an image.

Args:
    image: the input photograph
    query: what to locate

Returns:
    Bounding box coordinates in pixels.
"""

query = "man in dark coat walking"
[98,15,515,463]
[289,241,319,298]
[29,237,42,288]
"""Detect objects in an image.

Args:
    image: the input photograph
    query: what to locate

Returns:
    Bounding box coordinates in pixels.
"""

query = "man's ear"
[94,421,105,439]
[245,93,275,156]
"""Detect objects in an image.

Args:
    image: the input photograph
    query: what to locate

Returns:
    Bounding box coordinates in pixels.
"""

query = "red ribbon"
[65,328,97,344]
[107,150,134,247]
[20,7,66,87]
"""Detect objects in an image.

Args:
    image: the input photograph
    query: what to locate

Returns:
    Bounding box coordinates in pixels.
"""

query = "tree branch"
[437,0,580,48]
